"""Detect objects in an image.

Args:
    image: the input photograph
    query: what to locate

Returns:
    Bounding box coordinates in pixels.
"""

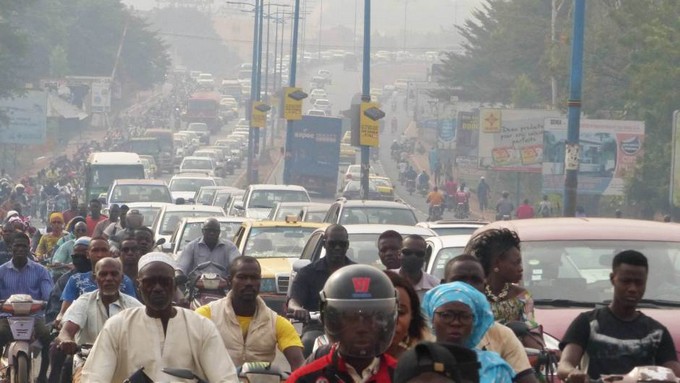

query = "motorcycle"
[417,183,428,197]
[406,179,416,196]
[454,203,469,219]
[428,204,443,222]
[0,294,46,383]
[184,262,229,310]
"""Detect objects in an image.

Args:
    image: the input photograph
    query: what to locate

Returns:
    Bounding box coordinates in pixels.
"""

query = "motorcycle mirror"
[155,238,166,246]
[174,273,188,286]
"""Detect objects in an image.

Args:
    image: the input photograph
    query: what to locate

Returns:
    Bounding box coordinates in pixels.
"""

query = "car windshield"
[270,205,305,221]
[110,185,172,204]
[182,159,212,169]
[214,191,234,207]
[176,221,240,251]
[196,189,217,205]
[431,246,467,280]
[522,240,680,304]
[131,206,163,229]
[303,211,326,223]
[340,207,417,226]
[169,178,215,192]
[160,210,223,235]
[248,190,310,209]
[245,227,316,258]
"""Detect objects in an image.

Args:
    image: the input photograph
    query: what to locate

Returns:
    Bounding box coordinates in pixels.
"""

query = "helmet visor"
[323,298,397,358]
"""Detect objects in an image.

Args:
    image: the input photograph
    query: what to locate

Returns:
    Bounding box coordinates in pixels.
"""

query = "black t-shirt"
[559,307,677,379]
[290,256,354,312]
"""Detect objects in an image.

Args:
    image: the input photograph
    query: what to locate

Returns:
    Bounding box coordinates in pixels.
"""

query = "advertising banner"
[478,109,560,172]
[542,118,645,196]
[0,90,47,145]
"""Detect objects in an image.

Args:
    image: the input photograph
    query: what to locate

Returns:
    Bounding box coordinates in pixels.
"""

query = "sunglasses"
[121,246,140,253]
[326,240,349,249]
[401,248,426,258]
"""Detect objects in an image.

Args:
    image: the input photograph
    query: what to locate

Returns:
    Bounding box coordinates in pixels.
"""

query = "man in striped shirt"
[0,232,54,382]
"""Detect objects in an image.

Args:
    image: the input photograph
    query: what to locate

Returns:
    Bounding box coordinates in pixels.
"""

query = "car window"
[245,226,316,258]
[522,240,680,303]
[431,227,480,236]
[197,189,217,205]
[176,221,240,251]
[339,207,417,226]
[431,246,466,280]
[111,185,172,204]
[160,210,224,235]
[248,190,310,209]
[182,159,213,169]
[131,206,162,229]
[169,178,216,192]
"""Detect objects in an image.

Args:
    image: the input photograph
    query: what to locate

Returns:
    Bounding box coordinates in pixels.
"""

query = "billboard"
[90,80,111,113]
[0,90,47,145]
[542,118,645,196]
[478,109,560,172]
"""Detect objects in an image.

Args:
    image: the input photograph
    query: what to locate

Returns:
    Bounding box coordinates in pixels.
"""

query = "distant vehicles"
[323,199,418,226]
[394,78,410,92]
[312,99,331,114]
[85,152,145,202]
[187,122,210,144]
[220,79,243,103]
[106,179,173,206]
[168,174,218,202]
[196,73,215,88]
[144,129,174,173]
[184,91,223,133]
[139,155,158,178]
[309,89,327,103]
[152,204,227,244]
[306,109,327,117]
[341,180,382,200]
[234,184,311,219]
[179,156,218,177]
[343,53,358,71]
[317,69,332,84]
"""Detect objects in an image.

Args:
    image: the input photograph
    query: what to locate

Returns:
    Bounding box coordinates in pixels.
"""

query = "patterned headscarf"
[421,281,495,348]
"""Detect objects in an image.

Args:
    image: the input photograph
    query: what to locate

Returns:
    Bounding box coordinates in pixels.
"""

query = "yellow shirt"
[36,233,63,259]
[196,305,302,352]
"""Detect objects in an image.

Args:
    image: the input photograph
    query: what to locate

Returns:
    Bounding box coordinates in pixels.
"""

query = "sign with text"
[251,101,267,128]
[359,101,380,147]
[0,90,47,145]
[542,118,645,196]
[478,109,560,172]
[91,81,111,113]
[283,87,303,120]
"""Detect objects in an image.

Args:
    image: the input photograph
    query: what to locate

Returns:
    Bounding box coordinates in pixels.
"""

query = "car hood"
[258,258,296,278]
[245,208,272,219]
[171,191,196,201]
[536,306,680,356]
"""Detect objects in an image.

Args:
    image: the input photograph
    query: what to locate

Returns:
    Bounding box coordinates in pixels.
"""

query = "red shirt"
[444,181,458,196]
[516,204,535,219]
[86,215,108,236]
[288,344,397,383]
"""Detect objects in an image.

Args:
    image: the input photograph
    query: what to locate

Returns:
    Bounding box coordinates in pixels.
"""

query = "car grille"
[276,274,289,294]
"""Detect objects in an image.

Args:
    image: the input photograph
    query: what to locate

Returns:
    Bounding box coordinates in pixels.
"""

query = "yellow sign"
[251,101,267,128]
[284,87,303,120]
[481,108,502,133]
[359,102,380,147]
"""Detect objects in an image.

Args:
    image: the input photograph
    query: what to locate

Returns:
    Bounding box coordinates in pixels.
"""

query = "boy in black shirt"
[557,250,680,382]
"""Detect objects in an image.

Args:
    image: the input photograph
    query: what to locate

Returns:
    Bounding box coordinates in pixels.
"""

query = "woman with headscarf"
[36,212,67,261]
[422,281,516,383]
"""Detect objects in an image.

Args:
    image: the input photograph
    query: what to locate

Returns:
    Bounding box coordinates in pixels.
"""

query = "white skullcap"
[138,252,178,272]
[6,210,18,219]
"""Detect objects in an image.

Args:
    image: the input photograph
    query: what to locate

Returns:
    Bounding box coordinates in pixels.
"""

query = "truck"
[144,129,174,173]
[184,91,223,133]
[84,152,145,203]
[286,116,342,197]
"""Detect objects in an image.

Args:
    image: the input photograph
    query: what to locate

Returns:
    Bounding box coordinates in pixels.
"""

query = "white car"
[313,98,331,113]
[168,174,218,202]
[309,89,327,103]
[317,69,332,83]
[425,235,473,280]
[152,204,227,245]
[343,164,376,187]
[197,73,215,87]
[179,156,217,177]
[233,184,311,219]
[307,109,327,117]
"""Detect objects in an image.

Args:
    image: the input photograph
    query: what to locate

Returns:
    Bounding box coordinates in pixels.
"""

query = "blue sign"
[439,119,456,141]
[0,90,47,145]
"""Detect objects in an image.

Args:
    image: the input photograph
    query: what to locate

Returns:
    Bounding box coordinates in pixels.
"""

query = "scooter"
[454,203,469,219]
[185,262,229,310]
[0,294,46,383]
[428,204,443,222]
[406,179,416,196]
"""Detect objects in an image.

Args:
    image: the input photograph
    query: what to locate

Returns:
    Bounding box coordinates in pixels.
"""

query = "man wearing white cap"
[81,252,237,382]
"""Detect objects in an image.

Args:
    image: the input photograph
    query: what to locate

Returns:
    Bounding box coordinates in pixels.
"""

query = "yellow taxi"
[232,216,326,314]
[370,176,395,200]
[340,131,357,165]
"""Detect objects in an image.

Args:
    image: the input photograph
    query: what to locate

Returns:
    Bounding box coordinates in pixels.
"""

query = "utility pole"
[563,0,585,216]
[246,0,260,185]
[360,0,372,200]
[282,0,301,184]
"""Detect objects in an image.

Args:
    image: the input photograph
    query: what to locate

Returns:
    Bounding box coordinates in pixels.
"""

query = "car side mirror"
[234,201,244,210]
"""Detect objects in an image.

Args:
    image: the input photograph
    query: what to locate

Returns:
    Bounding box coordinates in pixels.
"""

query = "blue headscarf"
[421,281,495,349]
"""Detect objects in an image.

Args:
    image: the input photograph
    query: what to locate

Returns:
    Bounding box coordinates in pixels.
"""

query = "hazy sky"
[126,0,485,35]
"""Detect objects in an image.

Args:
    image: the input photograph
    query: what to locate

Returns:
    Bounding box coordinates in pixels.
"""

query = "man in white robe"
[81,252,237,382]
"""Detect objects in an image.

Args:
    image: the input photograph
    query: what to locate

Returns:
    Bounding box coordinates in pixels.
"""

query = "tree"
[0,0,33,100]
[511,74,540,108]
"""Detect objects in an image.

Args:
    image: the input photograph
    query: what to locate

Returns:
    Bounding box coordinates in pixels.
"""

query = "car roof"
[126,202,174,208]
[198,186,241,191]
[112,179,167,186]
[248,184,308,191]
[180,216,246,224]
[417,220,488,228]
[170,174,215,180]
[160,205,226,213]
[474,218,680,242]
[182,156,213,161]
[246,220,326,229]
[335,199,412,208]
[310,224,436,236]
[426,234,473,247]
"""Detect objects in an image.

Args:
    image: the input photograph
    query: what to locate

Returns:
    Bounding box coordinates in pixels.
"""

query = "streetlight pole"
[563,0,585,217]
[360,0,372,200]
[403,0,408,51]
[282,0,301,185]
[246,0,260,185]
[317,0,322,60]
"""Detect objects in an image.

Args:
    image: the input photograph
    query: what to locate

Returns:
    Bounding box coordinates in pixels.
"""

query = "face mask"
[401,255,424,272]
[72,255,91,273]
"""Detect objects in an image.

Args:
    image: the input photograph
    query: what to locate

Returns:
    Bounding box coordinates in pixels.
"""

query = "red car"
[472,218,680,355]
